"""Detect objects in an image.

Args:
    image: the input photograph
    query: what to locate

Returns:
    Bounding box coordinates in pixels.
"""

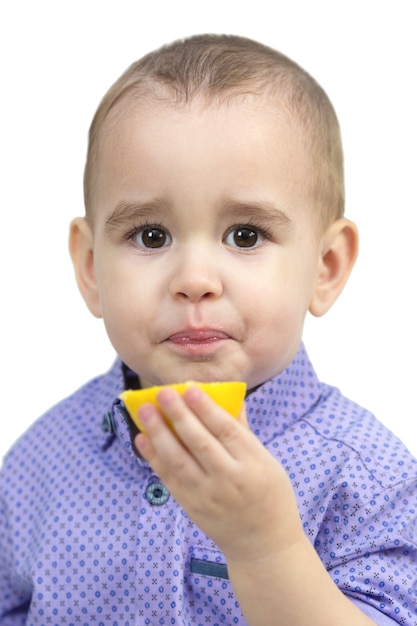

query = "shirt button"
[146,481,170,506]
[101,411,116,434]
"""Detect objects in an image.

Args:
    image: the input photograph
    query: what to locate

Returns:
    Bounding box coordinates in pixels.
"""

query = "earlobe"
[309,218,359,317]
[68,217,103,318]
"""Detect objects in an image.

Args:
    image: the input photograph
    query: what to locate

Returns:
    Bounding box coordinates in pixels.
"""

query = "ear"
[68,217,103,318]
[309,218,359,317]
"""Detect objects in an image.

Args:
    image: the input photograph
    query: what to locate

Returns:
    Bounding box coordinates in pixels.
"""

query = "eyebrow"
[218,199,292,228]
[104,200,170,233]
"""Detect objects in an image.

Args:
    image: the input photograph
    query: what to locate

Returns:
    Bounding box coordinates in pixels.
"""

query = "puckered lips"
[165,328,232,354]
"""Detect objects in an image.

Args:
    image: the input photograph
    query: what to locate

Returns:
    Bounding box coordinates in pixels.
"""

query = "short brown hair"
[84,34,344,226]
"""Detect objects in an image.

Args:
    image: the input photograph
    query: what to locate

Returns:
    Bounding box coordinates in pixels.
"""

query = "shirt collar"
[245,343,324,445]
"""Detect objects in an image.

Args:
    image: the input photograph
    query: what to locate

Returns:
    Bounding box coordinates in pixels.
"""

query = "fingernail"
[138,403,155,423]
[156,388,177,408]
[183,385,203,404]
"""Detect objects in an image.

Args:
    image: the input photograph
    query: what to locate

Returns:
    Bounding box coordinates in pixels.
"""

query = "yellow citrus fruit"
[119,381,247,432]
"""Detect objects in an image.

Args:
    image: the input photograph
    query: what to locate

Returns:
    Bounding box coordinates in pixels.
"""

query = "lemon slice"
[119,381,246,432]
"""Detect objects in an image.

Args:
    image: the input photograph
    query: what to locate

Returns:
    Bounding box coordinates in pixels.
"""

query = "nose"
[169,244,223,302]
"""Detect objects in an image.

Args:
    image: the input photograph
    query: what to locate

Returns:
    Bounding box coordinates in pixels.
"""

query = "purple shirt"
[1,344,417,625]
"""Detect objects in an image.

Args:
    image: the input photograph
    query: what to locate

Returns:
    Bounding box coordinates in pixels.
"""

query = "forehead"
[98,89,307,157]
[91,97,312,218]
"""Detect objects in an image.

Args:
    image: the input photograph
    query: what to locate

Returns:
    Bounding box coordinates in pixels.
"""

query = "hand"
[134,385,304,564]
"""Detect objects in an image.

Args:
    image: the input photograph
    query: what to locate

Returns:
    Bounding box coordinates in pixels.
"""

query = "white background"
[0,1,416,460]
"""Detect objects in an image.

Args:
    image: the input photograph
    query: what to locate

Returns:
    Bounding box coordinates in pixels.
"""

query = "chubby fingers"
[166,384,252,460]
[135,385,250,474]
[134,395,204,486]
[180,385,251,457]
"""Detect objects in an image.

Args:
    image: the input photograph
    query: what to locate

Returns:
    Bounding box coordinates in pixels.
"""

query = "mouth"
[165,329,232,354]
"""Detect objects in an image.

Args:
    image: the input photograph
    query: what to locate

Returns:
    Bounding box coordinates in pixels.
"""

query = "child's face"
[81,99,327,389]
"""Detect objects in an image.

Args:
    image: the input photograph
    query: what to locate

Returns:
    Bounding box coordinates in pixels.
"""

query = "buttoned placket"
[108,399,172,499]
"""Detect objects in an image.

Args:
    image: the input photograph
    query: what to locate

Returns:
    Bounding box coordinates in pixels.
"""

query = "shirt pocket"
[184,546,247,625]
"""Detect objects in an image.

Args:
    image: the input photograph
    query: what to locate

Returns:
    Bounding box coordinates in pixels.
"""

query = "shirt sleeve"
[0,473,31,625]
[350,598,404,625]
[320,477,417,625]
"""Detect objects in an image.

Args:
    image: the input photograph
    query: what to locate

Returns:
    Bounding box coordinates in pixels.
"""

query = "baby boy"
[1,34,417,626]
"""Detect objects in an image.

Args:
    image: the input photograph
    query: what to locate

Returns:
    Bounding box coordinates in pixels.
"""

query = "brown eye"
[135,227,171,249]
[226,227,259,248]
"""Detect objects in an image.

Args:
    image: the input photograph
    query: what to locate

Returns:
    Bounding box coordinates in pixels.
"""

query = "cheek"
[100,297,151,369]
[241,272,312,354]
[244,266,309,316]
[95,253,139,304]
[94,262,138,330]
[96,258,164,348]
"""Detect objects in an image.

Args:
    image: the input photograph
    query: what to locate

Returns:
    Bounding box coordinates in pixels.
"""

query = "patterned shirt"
[1,344,417,625]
